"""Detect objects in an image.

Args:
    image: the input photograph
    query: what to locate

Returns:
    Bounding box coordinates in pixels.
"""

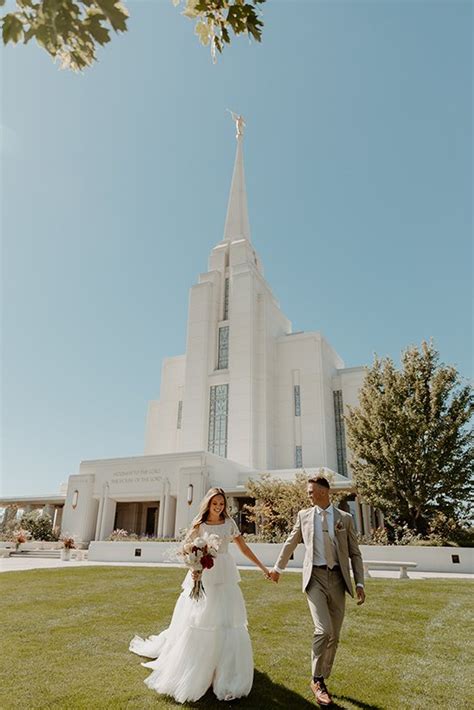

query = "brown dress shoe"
[310,679,333,706]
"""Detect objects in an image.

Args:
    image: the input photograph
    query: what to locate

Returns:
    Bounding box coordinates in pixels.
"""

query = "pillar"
[157,499,164,538]
[361,503,371,538]
[353,497,363,535]
[53,507,63,532]
[98,485,114,540]
[163,495,177,538]
[95,491,105,541]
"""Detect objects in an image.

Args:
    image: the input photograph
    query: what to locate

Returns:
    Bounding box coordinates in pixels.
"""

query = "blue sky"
[2,0,472,497]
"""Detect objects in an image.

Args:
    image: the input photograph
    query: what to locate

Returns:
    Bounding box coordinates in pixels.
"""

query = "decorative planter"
[60,548,71,561]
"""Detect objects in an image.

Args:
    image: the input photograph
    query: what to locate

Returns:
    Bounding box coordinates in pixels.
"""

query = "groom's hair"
[307,476,330,489]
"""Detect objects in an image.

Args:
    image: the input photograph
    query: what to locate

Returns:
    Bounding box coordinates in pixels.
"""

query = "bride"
[129,487,271,703]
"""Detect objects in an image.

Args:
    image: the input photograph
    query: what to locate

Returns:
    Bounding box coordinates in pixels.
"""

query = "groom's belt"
[313,564,340,571]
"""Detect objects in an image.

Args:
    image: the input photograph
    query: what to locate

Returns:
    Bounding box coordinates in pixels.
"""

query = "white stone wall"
[275,332,342,470]
[179,274,220,453]
[320,337,346,472]
[333,366,366,476]
[87,541,474,575]
[61,474,98,543]
[144,355,186,455]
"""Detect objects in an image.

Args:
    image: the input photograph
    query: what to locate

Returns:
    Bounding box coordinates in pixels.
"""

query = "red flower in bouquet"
[201,553,215,570]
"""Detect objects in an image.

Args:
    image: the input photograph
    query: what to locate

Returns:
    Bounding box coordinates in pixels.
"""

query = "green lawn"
[1,567,472,709]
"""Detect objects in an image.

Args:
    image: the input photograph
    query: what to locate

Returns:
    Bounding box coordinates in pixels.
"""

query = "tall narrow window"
[223,277,230,320]
[176,400,183,429]
[217,326,229,369]
[208,384,229,457]
[294,384,301,416]
[295,445,303,468]
[333,390,348,477]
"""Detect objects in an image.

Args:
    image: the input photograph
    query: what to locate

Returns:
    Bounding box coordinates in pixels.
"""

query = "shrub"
[106,529,178,542]
[19,511,58,541]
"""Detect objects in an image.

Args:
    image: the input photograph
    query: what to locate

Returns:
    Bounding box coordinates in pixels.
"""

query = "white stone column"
[163,495,177,537]
[353,497,363,534]
[377,510,385,529]
[100,496,116,541]
[161,494,170,537]
[157,500,164,538]
[53,507,63,532]
[361,503,371,538]
[95,489,105,540]
[99,485,111,540]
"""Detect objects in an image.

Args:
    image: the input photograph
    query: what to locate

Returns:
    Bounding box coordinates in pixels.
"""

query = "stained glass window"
[333,390,348,477]
[217,326,229,369]
[208,384,229,457]
[223,277,230,321]
[294,385,301,416]
[295,445,303,468]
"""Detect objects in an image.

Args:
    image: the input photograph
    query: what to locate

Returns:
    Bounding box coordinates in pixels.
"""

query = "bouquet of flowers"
[60,534,76,549]
[14,529,30,550]
[178,533,220,601]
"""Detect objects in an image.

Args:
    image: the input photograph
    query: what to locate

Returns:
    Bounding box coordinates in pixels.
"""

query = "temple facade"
[1,120,377,543]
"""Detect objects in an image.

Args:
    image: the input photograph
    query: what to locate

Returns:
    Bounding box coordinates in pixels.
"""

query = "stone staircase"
[10,549,61,559]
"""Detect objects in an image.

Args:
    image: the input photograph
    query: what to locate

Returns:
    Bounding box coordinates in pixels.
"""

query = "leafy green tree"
[346,341,473,538]
[1,0,265,71]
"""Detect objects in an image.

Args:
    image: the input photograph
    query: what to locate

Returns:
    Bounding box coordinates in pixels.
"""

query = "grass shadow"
[172,669,316,709]
[331,695,383,710]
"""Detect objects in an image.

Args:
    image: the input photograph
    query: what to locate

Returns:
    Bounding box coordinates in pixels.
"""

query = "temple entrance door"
[146,506,158,537]
[113,500,160,536]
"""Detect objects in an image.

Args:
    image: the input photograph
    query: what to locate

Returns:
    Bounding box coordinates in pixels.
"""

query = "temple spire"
[223,112,251,243]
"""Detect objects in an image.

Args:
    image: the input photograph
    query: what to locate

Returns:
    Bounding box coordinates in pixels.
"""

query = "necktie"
[321,510,337,569]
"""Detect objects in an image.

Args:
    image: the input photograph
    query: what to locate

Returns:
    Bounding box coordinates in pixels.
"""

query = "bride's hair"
[187,487,230,539]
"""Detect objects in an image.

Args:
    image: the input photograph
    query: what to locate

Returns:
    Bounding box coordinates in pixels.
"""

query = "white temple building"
[1,119,376,543]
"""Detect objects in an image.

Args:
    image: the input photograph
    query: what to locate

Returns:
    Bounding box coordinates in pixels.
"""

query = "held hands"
[356,586,366,605]
[268,570,280,583]
[261,566,279,582]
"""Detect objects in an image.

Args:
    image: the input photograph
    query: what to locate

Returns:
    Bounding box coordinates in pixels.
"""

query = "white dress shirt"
[313,504,336,566]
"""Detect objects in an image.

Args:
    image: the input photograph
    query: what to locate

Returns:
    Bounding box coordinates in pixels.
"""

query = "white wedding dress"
[129,518,254,704]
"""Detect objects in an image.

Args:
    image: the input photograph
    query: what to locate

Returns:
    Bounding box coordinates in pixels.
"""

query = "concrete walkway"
[1,556,472,579]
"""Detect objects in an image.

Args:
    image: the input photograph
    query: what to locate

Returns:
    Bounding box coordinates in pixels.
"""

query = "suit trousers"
[306,566,346,679]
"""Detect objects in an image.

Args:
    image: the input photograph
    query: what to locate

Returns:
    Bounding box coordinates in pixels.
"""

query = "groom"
[269,476,365,706]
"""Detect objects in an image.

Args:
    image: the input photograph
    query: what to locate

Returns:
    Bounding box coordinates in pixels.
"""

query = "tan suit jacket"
[275,506,364,596]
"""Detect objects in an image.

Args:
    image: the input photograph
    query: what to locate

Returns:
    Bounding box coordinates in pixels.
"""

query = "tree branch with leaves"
[1,0,265,71]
